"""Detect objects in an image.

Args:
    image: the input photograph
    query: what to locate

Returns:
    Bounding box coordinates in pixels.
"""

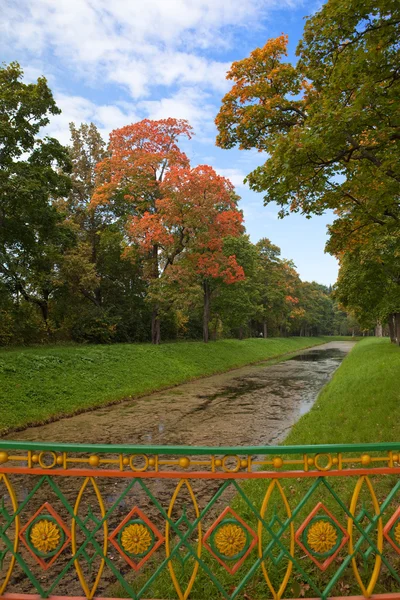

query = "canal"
[8,341,354,446]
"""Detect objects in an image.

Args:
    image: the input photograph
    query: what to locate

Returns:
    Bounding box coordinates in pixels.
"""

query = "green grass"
[0,336,336,434]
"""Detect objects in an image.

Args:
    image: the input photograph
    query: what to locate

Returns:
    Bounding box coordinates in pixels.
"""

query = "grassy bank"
[0,336,338,434]
[285,336,400,445]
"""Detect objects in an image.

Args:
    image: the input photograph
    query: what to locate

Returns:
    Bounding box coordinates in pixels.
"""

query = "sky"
[0,0,338,285]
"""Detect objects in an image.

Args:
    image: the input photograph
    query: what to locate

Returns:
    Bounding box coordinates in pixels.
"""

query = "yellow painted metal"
[0,441,399,599]
[347,476,383,598]
[165,480,202,600]
[258,480,294,600]
[72,477,108,600]
[0,474,19,595]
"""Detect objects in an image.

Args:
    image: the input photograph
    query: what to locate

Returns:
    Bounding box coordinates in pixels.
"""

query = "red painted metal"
[1,466,400,479]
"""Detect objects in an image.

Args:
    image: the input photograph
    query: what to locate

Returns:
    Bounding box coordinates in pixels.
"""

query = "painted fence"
[0,441,400,599]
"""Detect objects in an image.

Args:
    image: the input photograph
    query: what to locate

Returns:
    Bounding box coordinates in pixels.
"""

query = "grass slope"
[285,336,400,445]
[0,337,334,434]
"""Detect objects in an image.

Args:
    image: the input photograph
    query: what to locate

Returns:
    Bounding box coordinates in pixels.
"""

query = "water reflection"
[289,348,346,362]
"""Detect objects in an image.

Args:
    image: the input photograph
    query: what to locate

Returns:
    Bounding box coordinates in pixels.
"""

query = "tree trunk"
[38,300,51,337]
[203,280,210,343]
[94,287,102,307]
[263,320,267,338]
[394,313,400,346]
[17,282,51,337]
[375,321,383,337]
[151,307,161,345]
[239,326,243,340]
[151,244,161,344]
[388,314,396,343]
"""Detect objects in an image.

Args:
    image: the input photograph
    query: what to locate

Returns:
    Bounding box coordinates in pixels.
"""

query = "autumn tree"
[0,62,72,334]
[129,164,245,343]
[216,0,399,336]
[216,3,399,231]
[92,119,192,343]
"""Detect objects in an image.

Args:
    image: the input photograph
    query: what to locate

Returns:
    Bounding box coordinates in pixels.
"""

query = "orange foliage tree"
[129,164,245,343]
[93,120,244,343]
[92,118,192,343]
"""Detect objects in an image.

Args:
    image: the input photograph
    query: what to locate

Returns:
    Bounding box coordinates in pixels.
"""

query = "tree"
[253,239,303,337]
[62,123,106,305]
[255,238,283,337]
[129,164,245,343]
[216,3,399,228]
[213,236,260,339]
[0,62,72,333]
[292,282,334,337]
[334,228,400,343]
[92,118,193,343]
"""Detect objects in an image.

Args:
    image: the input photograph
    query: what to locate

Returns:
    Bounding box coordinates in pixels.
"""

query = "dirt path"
[7,341,354,447]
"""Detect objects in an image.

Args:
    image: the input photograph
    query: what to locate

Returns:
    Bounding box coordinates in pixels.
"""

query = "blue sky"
[1,0,338,285]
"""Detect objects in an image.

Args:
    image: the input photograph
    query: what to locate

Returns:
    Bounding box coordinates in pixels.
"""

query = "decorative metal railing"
[0,441,400,600]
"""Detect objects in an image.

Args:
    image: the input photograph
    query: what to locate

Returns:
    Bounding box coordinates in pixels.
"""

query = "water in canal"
[9,341,354,446]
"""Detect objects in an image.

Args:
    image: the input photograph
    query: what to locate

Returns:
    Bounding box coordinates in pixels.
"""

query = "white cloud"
[241,201,277,221]
[139,88,214,127]
[1,0,302,99]
[43,94,140,144]
[2,0,303,144]
[214,168,248,188]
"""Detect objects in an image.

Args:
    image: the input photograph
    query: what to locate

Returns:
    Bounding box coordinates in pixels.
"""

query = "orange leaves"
[190,252,244,285]
[129,212,174,252]
[216,35,305,151]
[91,118,245,298]
[91,118,192,208]
[227,35,290,83]
[130,162,244,284]
[289,306,306,319]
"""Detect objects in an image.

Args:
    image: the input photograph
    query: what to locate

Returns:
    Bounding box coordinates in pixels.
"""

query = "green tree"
[334,229,400,343]
[0,62,72,333]
[293,282,334,337]
[60,122,148,343]
[212,236,260,339]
